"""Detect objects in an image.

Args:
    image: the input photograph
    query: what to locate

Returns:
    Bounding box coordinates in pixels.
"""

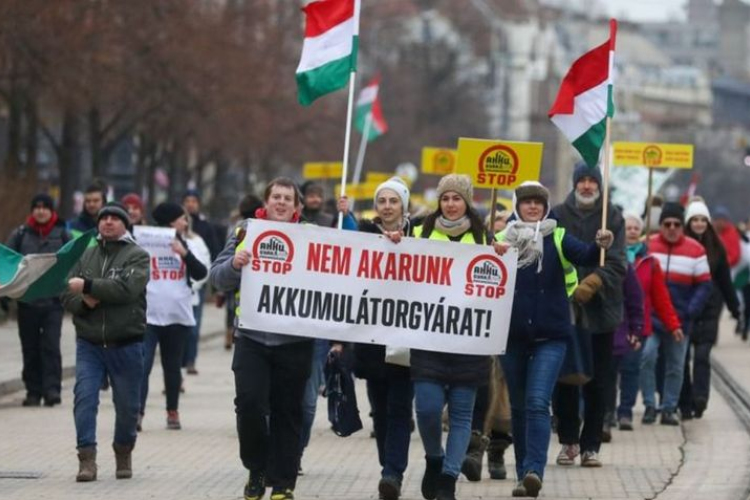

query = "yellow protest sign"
[366,172,391,184]
[303,162,343,179]
[334,182,379,200]
[456,138,543,189]
[422,148,457,175]
[613,142,694,169]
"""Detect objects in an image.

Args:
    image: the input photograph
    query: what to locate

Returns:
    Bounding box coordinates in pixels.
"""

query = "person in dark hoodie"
[552,162,626,468]
[6,193,70,407]
[495,181,613,497]
[679,200,741,419]
[300,181,334,227]
[69,183,107,238]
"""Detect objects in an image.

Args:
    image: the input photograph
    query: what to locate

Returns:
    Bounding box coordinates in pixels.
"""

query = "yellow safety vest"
[413,225,485,244]
[495,226,578,298]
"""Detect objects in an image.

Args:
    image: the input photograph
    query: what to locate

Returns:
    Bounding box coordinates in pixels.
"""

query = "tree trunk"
[5,88,23,176]
[89,107,104,179]
[58,111,82,219]
[24,95,39,173]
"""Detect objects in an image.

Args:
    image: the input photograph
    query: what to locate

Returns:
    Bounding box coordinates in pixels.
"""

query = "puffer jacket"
[612,264,645,356]
[692,243,741,344]
[61,234,149,346]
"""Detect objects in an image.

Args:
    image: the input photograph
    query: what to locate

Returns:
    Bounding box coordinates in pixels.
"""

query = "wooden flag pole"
[337,70,358,229]
[599,116,613,266]
[644,167,654,239]
[350,112,373,213]
[489,188,499,240]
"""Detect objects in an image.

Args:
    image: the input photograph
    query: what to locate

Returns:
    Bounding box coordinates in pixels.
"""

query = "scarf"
[26,212,59,238]
[626,242,644,264]
[435,215,471,237]
[503,219,557,272]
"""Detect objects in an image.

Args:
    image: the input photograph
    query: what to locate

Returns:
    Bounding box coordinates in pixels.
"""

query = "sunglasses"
[662,221,682,229]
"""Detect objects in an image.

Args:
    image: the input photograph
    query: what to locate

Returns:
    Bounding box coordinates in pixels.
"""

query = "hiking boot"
[378,476,401,500]
[661,410,680,426]
[580,450,602,467]
[244,470,266,500]
[601,421,613,443]
[270,488,294,500]
[461,431,490,481]
[113,443,133,479]
[618,416,634,431]
[642,406,657,425]
[421,455,443,500]
[44,391,61,407]
[693,398,707,419]
[486,434,512,480]
[435,473,457,500]
[512,481,527,497]
[22,394,41,407]
[76,446,97,482]
[522,471,542,498]
[136,414,143,432]
[167,410,181,430]
[556,444,579,466]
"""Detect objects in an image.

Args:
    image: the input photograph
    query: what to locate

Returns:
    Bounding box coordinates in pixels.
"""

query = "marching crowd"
[4,161,748,500]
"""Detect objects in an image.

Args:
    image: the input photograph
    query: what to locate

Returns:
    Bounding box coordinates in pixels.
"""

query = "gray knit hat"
[436,174,473,206]
[97,202,131,229]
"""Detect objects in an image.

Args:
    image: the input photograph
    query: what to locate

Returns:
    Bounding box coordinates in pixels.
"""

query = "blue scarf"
[626,242,644,264]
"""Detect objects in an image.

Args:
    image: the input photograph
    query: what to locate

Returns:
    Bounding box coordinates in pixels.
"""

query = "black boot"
[435,473,457,500]
[421,456,443,500]
[461,430,490,481]
[487,433,512,480]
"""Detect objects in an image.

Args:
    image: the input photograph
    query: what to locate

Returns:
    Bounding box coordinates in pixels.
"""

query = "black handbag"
[324,353,363,437]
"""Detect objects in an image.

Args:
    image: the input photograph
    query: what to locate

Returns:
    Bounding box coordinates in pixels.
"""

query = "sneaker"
[22,394,41,407]
[693,398,707,419]
[270,488,294,500]
[244,470,266,500]
[522,471,542,498]
[601,423,612,443]
[618,416,634,431]
[642,406,657,425]
[167,410,182,430]
[660,410,680,426]
[580,451,602,468]
[378,476,401,500]
[556,444,579,466]
[511,481,527,497]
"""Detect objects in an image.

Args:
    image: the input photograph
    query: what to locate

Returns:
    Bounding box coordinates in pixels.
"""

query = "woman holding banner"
[410,174,494,500]
[139,202,208,431]
[354,176,414,500]
[210,177,312,500]
[494,181,612,498]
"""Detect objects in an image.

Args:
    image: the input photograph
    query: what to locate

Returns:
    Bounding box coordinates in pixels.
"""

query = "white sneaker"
[556,444,580,466]
[581,450,602,467]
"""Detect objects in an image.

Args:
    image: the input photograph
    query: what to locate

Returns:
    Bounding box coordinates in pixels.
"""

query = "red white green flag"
[549,19,617,168]
[355,77,388,142]
[296,0,361,106]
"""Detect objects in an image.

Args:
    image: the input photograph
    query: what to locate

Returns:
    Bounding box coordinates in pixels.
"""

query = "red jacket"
[634,250,681,336]
[717,224,742,268]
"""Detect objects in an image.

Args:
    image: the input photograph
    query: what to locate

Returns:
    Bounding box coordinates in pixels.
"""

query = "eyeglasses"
[662,221,682,229]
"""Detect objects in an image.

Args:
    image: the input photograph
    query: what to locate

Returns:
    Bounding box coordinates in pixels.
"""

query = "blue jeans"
[183,289,205,367]
[640,330,689,412]
[500,338,566,480]
[366,368,413,481]
[617,348,641,419]
[300,338,329,453]
[74,339,144,449]
[414,381,476,479]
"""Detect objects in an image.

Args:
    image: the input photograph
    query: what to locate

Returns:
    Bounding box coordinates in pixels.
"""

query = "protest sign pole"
[350,112,373,213]
[337,70,358,229]
[489,188,499,240]
[599,116,612,266]
[644,167,654,236]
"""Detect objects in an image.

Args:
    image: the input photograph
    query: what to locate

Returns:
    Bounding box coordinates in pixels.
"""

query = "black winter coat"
[692,249,740,344]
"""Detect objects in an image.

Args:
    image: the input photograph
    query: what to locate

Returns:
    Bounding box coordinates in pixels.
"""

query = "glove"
[572,273,603,305]
[595,229,614,250]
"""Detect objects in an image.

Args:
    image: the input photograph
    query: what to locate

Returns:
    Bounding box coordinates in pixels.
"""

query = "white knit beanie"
[374,176,410,212]
[685,200,711,223]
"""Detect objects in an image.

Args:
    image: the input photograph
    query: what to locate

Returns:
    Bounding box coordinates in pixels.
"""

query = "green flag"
[0,230,95,302]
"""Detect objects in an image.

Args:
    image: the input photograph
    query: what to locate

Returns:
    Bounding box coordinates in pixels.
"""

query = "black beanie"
[153,202,185,227]
[659,202,685,224]
[572,161,602,187]
[98,202,131,228]
[30,193,55,211]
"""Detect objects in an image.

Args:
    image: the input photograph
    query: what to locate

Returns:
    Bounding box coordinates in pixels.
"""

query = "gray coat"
[552,192,627,334]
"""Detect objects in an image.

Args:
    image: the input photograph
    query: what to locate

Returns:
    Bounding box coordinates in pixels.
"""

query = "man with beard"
[552,162,627,468]
[300,182,335,227]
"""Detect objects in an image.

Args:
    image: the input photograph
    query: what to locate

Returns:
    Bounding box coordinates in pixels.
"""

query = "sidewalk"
[0,311,748,499]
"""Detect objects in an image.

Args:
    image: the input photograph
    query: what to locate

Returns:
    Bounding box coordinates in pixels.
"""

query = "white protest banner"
[238,220,518,355]
[134,226,180,280]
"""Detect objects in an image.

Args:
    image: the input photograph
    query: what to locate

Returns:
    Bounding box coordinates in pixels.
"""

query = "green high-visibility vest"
[496,226,578,297]
[412,225,485,244]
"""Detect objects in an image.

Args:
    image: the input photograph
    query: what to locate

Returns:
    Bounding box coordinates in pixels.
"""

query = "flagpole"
[644,167,654,238]
[599,117,612,266]
[351,112,373,213]
[489,188,498,240]
[338,70,358,229]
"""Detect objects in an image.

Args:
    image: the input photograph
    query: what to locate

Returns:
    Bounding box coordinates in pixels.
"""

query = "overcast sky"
[603,0,687,22]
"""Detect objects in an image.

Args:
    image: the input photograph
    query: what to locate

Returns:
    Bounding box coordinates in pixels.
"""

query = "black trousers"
[555,331,614,453]
[679,341,713,411]
[17,303,63,398]
[233,336,313,490]
[142,324,190,412]
[471,384,489,431]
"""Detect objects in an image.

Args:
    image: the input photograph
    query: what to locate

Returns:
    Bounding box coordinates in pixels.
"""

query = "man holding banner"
[210,177,313,500]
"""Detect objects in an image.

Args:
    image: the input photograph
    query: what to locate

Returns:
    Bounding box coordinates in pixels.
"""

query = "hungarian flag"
[355,77,388,141]
[296,0,361,106]
[549,19,617,168]
[0,230,95,302]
